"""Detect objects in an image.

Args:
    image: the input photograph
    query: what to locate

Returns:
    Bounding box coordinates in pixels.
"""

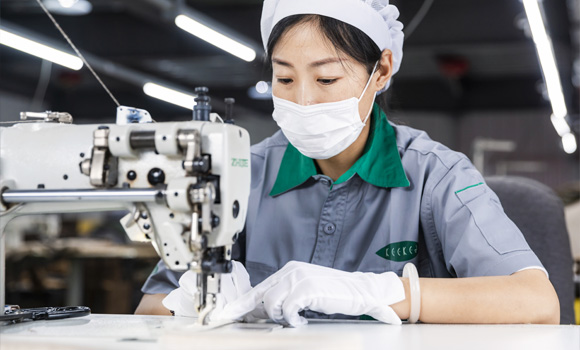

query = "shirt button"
[320,179,330,186]
[324,223,336,234]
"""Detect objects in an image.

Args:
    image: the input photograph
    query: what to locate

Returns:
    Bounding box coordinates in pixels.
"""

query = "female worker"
[136,0,559,325]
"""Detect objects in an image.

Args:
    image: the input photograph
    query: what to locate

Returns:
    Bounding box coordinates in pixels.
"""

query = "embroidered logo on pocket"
[376,241,418,262]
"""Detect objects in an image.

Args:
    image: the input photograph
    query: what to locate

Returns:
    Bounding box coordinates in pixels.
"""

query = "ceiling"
[0,0,577,125]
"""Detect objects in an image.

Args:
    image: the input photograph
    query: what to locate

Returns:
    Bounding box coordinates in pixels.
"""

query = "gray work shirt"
[142,104,543,295]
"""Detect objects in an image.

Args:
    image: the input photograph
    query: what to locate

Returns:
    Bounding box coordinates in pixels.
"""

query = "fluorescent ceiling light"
[175,14,256,62]
[143,82,196,110]
[561,132,577,154]
[0,29,83,70]
[550,114,571,137]
[59,0,78,8]
[523,0,568,119]
[44,0,93,16]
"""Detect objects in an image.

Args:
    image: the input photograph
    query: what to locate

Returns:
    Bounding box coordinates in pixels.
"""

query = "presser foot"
[197,296,216,326]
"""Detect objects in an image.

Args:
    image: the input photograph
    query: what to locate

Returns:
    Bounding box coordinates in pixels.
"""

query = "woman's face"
[271,20,385,122]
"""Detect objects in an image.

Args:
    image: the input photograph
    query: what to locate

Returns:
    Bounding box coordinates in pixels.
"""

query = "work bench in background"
[6,238,158,314]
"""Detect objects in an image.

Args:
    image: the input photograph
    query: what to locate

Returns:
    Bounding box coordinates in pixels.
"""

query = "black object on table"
[0,306,91,323]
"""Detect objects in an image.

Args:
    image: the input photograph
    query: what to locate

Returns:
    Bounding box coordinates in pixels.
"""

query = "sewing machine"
[0,90,251,325]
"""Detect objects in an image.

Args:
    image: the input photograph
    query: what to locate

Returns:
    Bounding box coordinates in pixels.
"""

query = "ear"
[374,49,393,92]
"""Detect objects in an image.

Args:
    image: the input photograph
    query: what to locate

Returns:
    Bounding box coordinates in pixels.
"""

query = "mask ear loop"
[359,61,380,124]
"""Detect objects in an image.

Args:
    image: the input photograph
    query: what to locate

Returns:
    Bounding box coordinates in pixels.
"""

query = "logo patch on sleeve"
[376,241,418,262]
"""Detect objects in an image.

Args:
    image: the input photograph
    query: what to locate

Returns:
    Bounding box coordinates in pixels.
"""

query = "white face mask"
[272,62,378,159]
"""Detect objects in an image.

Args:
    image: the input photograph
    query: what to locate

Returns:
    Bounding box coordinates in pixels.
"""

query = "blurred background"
[0,0,578,319]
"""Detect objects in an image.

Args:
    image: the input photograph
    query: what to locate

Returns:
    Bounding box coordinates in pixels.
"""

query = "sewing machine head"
[0,90,251,324]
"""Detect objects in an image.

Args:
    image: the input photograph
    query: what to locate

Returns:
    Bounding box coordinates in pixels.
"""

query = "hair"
[266,14,392,111]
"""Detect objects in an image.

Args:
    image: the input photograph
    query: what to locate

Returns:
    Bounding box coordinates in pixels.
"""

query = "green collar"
[269,103,410,196]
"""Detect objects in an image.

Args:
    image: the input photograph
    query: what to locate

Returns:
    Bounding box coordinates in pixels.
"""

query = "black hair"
[266,14,391,111]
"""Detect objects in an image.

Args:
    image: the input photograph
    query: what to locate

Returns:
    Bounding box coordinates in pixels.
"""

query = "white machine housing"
[0,109,251,324]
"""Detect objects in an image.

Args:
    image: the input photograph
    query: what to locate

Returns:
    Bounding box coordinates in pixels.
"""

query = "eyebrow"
[272,57,344,68]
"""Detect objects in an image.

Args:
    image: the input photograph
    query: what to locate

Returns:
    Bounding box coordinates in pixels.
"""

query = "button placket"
[311,183,348,267]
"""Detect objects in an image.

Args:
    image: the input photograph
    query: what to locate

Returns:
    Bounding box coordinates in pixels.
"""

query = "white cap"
[261,0,404,92]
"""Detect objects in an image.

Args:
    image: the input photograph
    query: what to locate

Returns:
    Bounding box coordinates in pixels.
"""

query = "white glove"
[162,260,252,320]
[220,261,406,327]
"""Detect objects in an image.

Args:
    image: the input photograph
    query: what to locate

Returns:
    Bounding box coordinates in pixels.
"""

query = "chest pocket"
[455,184,529,254]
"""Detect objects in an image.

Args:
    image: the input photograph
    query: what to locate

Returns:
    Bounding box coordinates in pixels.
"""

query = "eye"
[318,78,338,85]
[277,78,293,84]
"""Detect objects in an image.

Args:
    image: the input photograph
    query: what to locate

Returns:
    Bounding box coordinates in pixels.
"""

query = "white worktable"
[1,314,579,350]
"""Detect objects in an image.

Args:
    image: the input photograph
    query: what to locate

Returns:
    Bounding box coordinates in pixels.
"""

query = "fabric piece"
[162,261,252,319]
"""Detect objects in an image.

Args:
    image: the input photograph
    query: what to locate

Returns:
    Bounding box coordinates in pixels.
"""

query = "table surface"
[1,314,579,350]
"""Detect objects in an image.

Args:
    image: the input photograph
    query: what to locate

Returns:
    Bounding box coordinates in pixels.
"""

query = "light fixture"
[43,0,92,16]
[522,0,567,120]
[549,114,571,137]
[561,132,577,154]
[0,29,83,70]
[248,81,272,100]
[175,14,256,62]
[59,0,78,8]
[255,81,269,94]
[143,82,196,110]
[522,0,575,154]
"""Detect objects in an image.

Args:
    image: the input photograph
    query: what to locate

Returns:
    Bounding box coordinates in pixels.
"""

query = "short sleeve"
[141,260,184,295]
[429,158,544,277]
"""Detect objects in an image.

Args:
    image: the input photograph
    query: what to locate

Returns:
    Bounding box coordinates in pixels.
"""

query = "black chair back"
[486,176,575,324]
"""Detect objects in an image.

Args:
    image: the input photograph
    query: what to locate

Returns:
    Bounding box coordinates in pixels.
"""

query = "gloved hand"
[220,261,406,327]
[162,260,254,320]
